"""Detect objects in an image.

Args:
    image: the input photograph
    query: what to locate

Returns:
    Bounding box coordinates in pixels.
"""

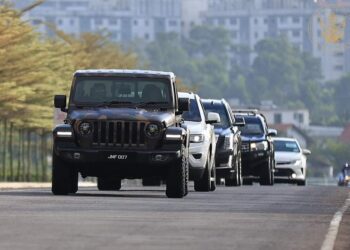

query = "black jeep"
[234,110,276,185]
[52,70,190,198]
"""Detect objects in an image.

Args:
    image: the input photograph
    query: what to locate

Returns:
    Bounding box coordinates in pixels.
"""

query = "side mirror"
[178,97,190,113]
[206,112,221,124]
[267,128,278,137]
[54,95,67,112]
[302,149,311,155]
[233,116,245,127]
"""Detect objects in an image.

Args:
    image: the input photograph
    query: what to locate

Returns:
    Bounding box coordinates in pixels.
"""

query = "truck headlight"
[145,123,161,137]
[190,134,204,143]
[292,159,302,166]
[78,121,93,136]
[250,141,268,151]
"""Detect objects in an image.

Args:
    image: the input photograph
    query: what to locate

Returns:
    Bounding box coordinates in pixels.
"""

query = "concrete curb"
[0,182,96,190]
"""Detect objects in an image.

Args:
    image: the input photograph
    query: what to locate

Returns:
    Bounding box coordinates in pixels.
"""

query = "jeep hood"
[68,108,175,126]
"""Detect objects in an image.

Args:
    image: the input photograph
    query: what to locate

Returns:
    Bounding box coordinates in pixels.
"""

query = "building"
[201,0,316,67]
[261,108,310,128]
[12,0,350,81]
[14,0,182,42]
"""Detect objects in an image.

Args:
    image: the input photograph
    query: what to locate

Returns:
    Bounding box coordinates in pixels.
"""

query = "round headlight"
[145,123,161,137]
[78,121,93,136]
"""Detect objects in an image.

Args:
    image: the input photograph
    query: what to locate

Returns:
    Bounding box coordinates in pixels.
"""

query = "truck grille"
[92,120,148,147]
[241,143,250,153]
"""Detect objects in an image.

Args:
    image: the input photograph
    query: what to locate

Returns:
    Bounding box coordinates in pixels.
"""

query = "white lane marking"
[321,192,350,250]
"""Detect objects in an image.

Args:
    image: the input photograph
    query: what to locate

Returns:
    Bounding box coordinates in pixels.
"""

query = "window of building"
[145,19,149,26]
[32,19,41,25]
[169,20,177,27]
[218,18,225,26]
[274,113,282,124]
[70,19,75,25]
[335,65,344,71]
[335,52,344,57]
[57,19,63,25]
[255,32,258,38]
[134,20,138,26]
[145,33,150,40]
[292,17,300,23]
[292,30,300,37]
[109,18,118,25]
[279,16,286,24]
[254,18,258,24]
[95,18,102,25]
[230,18,237,25]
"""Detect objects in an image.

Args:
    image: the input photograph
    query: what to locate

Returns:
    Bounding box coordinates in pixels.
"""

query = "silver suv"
[179,92,219,192]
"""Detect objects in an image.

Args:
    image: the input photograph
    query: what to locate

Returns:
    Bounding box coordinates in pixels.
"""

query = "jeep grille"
[92,120,148,147]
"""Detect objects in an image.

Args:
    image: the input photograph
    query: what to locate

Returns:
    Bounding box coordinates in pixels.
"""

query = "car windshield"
[182,99,202,122]
[203,103,230,128]
[239,118,264,136]
[72,76,172,106]
[274,140,300,153]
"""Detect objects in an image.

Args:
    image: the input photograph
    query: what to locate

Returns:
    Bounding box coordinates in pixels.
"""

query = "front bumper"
[215,149,233,177]
[274,163,305,182]
[241,150,270,177]
[188,142,209,181]
[56,146,181,166]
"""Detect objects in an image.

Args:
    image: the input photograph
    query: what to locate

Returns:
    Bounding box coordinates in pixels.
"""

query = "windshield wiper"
[96,101,132,107]
[136,101,168,108]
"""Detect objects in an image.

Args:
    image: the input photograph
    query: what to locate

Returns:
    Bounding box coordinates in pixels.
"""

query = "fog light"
[153,154,168,162]
[73,153,80,160]
[291,173,297,179]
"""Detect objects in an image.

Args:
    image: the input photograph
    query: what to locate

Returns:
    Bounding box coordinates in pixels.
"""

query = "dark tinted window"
[273,140,300,153]
[239,117,264,136]
[203,103,230,128]
[72,76,171,105]
[182,99,201,122]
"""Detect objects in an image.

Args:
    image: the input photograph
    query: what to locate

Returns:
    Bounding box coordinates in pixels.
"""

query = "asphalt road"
[0,184,349,250]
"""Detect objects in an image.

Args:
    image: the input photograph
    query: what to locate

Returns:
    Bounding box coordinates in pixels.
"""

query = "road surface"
[0,184,348,250]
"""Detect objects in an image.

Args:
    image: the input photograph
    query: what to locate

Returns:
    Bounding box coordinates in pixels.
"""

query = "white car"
[179,92,219,192]
[272,137,311,186]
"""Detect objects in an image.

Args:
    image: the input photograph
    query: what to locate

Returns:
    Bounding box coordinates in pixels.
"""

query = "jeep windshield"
[239,117,264,136]
[72,76,172,107]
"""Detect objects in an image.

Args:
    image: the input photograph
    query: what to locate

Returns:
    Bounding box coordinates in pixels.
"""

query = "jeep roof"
[74,69,176,81]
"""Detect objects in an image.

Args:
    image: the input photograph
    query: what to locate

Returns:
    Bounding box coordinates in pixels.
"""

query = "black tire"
[52,153,79,195]
[225,155,241,187]
[97,177,122,191]
[210,160,216,192]
[260,161,274,186]
[166,146,188,198]
[142,177,162,186]
[237,152,243,186]
[243,179,253,185]
[297,180,306,186]
[194,155,211,192]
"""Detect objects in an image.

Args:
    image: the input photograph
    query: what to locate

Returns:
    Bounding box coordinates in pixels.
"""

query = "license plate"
[102,152,134,161]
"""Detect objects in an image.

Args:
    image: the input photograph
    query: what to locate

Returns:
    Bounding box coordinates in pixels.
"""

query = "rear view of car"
[273,137,311,186]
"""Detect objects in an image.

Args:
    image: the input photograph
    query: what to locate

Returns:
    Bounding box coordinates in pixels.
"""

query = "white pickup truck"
[179,92,219,192]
